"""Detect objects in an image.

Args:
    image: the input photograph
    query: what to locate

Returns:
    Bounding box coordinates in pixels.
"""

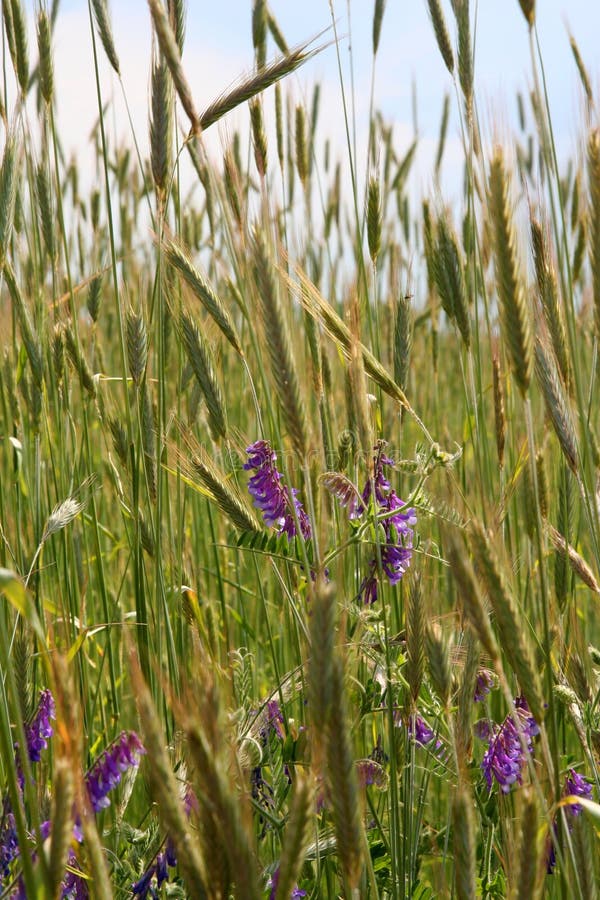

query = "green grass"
[0,1,599,897]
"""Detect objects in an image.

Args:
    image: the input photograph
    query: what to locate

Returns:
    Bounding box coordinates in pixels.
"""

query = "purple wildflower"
[563,768,593,817]
[263,700,285,741]
[358,566,378,605]
[131,866,154,899]
[26,689,55,763]
[132,848,175,899]
[0,812,18,885]
[546,826,558,874]
[244,441,311,540]
[268,866,306,900]
[183,784,198,818]
[514,695,540,737]
[407,715,444,755]
[473,719,494,742]
[61,850,88,899]
[473,670,496,703]
[356,759,387,789]
[132,786,193,898]
[356,443,416,602]
[4,818,87,898]
[481,697,538,793]
[547,768,594,874]
[85,731,145,813]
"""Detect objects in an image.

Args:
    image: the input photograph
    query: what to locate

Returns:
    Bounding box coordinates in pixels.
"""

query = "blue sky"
[11,2,600,200]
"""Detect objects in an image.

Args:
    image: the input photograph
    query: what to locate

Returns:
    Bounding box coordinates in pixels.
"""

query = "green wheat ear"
[488,148,533,397]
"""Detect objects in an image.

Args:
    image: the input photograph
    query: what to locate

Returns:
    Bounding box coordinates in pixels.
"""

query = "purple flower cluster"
[481,697,539,793]
[269,866,307,900]
[342,443,415,604]
[262,699,285,741]
[2,701,146,898]
[473,669,497,703]
[356,759,387,789]
[132,842,177,899]
[547,768,594,873]
[244,441,311,540]
[0,811,18,887]
[361,444,416,591]
[25,689,55,763]
[61,850,88,899]
[251,698,288,833]
[131,785,196,897]
[563,767,593,816]
[86,731,145,813]
[407,715,444,756]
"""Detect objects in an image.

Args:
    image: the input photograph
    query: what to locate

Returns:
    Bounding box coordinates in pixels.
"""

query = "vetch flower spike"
[244,440,311,539]
[563,767,593,817]
[481,696,539,793]
[26,688,55,763]
[85,731,145,813]
[359,443,416,601]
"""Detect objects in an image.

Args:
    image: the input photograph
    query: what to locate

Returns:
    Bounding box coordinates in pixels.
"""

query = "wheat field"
[0,1,599,897]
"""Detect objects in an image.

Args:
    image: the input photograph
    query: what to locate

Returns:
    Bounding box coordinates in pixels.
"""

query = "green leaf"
[0,567,27,615]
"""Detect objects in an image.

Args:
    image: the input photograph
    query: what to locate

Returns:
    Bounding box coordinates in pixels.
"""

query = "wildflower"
[85,731,145,813]
[268,866,307,900]
[61,850,88,899]
[262,700,285,741]
[407,715,444,755]
[183,784,198,818]
[356,759,387,789]
[473,669,496,703]
[131,866,154,899]
[563,768,593,816]
[547,768,594,873]
[473,719,494,742]
[132,848,175,899]
[358,443,416,601]
[244,440,311,539]
[0,812,18,886]
[26,689,55,763]
[481,697,538,793]
[357,566,378,605]
[251,766,274,810]
[132,786,190,898]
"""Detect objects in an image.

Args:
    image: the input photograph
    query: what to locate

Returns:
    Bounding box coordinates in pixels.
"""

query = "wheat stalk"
[531,218,572,393]
[36,9,53,104]
[91,0,120,75]
[0,132,19,268]
[48,759,75,897]
[452,785,477,899]
[489,148,532,396]
[469,521,544,721]
[443,526,501,666]
[162,238,243,355]
[131,649,208,894]
[178,309,227,440]
[325,656,364,889]
[588,130,600,341]
[150,55,173,202]
[197,42,320,134]
[426,0,454,74]
[147,0,199,133]
[274,776,314,900]
[545,523,600,595]
[534,338,578,475]
[126,307,148,387]
[253,229,308,459]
